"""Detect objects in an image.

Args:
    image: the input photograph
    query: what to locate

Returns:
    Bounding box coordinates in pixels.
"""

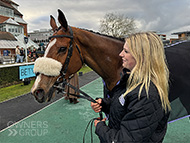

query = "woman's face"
[119,41,136,71]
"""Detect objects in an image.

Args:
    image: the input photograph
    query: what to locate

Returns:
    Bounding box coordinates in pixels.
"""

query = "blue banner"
[19,65,35,79]
[3,50,8,56]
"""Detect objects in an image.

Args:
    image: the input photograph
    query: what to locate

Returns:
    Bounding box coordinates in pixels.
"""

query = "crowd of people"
[15,45,39,63]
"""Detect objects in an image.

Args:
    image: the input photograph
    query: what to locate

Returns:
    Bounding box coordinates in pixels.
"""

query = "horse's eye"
[58,47,67,53]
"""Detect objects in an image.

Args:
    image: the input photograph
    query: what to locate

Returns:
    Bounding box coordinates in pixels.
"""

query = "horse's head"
[31,9,83,103]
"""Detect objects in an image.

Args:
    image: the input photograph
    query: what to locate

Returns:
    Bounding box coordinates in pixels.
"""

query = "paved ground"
[0,71,189,143]
[0,71,99,131]
[0,76,103,143]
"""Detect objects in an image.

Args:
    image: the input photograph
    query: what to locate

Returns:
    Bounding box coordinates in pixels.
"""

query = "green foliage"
[0,66,20,88]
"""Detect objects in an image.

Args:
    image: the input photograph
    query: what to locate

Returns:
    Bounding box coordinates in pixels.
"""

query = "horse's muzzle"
[33,87,55,103]
[34,88,46,103]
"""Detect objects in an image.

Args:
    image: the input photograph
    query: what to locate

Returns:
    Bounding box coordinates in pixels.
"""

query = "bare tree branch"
[99,12,137,38]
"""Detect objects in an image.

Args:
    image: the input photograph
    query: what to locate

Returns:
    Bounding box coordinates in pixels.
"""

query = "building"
[0,0,27,36]
[157,33,167,41]
[28,29,53,50]
[172,31,190,41]
[0,0,38,60]
[0,31,17,56]
[0,18,24,36]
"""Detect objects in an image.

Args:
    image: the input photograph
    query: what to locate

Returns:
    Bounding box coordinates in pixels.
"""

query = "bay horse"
[31,9,123,103]
[31,9,190,121]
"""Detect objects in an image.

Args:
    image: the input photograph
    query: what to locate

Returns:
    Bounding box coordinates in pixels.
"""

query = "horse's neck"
[74,28,124,90]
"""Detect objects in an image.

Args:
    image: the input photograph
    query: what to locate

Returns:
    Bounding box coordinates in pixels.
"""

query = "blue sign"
[3,50,8,56]
[24,37,28,44]
[19,65,35,79]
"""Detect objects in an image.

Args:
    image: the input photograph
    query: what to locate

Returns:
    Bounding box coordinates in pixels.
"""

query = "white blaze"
[32,38,59,93]
[44,39,56,57]
[31,74,41,93]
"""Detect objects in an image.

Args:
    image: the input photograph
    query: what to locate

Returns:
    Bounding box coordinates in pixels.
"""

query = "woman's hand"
[91,98,102,113]
[94,117,106,127]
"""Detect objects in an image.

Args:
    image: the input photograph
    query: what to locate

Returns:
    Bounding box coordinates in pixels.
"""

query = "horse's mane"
[56,26,124,42]
[80,28,125,42]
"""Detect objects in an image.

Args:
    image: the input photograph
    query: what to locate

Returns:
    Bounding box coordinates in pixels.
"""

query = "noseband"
[49,26,84,91]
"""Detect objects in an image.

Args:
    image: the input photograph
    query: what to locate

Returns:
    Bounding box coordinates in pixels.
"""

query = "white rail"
[0,62,34,68]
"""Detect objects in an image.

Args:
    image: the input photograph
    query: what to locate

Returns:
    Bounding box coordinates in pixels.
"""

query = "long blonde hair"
[124,32,171,112]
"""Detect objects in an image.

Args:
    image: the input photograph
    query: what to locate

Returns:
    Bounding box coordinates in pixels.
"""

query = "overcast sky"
[14,0,190,39]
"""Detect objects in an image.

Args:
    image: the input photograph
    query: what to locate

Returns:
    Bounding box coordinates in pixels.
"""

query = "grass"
[77,65,92,74]
[0,65,92,103]
[0,80,35,103]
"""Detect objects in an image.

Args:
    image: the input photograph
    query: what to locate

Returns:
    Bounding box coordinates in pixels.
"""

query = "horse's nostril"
[34,89,45,102]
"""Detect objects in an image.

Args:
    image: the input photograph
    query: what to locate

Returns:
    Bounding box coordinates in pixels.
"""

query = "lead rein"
[53,80,103,120]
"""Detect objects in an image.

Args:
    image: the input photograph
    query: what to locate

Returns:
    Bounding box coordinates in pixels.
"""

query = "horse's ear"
[50,15,58,32]
[58,9,68,31]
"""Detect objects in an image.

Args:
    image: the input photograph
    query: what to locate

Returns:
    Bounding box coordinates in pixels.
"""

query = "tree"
[99,12,137,38]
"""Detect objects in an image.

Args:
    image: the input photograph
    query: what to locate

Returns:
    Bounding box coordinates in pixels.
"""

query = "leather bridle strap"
[61,80,96,103]
[49,35,73,39]
[49,26,84,92]
[49,26,83,77]
[76,44,84,65]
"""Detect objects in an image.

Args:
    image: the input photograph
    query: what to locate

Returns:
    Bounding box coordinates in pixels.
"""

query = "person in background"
[20,47,24,63]
[31,54,37,62]
[27,53,32,62]
[31,48,39,58]
[27,47,32,55]
[91,32,171,143]
[15,45,20,63]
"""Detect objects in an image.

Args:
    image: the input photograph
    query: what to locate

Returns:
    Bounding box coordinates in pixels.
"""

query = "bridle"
[35,25,100,105]
[49,26,84,92]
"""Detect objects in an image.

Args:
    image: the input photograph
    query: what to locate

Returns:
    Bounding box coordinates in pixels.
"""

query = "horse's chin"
[34,87,55,103]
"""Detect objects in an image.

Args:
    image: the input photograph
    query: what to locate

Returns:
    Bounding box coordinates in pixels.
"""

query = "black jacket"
[95,73,170,143]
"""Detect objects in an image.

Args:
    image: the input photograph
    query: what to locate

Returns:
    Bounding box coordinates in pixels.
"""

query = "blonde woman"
[91,32,171,142]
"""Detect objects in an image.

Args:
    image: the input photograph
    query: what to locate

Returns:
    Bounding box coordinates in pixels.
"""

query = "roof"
[0,39,19,49]
[0,33,39,49]
[14,16,27,24]
[9,0,18,6]
[0,28,19,49]
[0,31,17,40]
[172,31,190,35]
[0,0,22,16]
[0,0,12,9]
[15,34,39,49]
[3,18,20,25]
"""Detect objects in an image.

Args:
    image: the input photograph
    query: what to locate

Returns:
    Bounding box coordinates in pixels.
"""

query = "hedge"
[0,66,20,88]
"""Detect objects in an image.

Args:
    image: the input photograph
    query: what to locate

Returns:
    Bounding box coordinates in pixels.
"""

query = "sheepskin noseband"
[34,57,62,76]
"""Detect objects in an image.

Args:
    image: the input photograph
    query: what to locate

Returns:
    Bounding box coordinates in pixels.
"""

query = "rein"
[53,80,97,103]
[53,80,103,143]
